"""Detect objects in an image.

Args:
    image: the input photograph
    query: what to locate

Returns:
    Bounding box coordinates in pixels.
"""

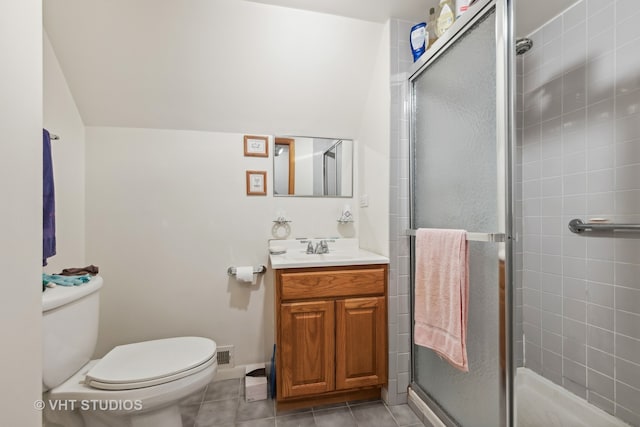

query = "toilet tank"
[42,276,103,391]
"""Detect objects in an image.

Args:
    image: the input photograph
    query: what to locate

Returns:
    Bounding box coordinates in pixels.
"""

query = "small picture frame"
[244,135,269,157]
[246,170,267,195]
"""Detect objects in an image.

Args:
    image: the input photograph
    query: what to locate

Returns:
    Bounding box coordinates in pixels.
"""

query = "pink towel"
[414,228,469,372]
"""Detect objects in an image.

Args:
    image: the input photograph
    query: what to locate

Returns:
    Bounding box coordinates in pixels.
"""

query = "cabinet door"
[335,296,387,390]
[280,300,335,398]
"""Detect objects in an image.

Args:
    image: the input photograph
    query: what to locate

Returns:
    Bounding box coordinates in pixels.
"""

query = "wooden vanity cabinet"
[335,296,386,390]
[280,300,335,398]
[275,264,388,410]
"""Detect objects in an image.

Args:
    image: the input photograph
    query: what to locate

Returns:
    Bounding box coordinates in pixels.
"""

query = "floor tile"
[187,394,420,427]
[347,398,383,407]
[313,407,357,427]
[350,402,398,427]
[388,404,422,426]
[237,417,276,427]
[276,406,313,417]
[195,399,238,427]
[180,403,200,427]
[203,379,241,402]
[276,411,317,427]
[312,401,347,412]
[236,398,275,422]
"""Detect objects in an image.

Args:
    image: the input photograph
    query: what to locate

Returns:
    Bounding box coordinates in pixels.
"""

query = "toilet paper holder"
[227,265,267,277]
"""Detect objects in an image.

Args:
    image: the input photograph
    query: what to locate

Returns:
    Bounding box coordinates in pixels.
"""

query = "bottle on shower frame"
[427,7,438,47]
[410,22,427,62]
[455,0,470,19]
[436,0,455,37]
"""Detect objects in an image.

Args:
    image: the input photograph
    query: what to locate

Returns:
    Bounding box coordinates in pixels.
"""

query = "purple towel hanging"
[43,129,56,266]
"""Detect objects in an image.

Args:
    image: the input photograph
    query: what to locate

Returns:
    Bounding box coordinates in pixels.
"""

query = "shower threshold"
[516,368,630,427]
[407,368,631,427]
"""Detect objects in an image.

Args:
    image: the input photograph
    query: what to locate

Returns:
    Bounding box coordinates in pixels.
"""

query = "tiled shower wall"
[519,0,640,424]
[386,18,414,406]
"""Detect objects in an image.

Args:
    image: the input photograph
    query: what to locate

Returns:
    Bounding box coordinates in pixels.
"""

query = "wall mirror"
[273,136,353,197]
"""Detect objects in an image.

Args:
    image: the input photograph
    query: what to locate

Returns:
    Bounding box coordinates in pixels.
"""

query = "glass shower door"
[409,1,513,426]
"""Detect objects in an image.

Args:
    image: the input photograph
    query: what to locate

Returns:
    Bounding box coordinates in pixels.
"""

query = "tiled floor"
[180,378,426,427]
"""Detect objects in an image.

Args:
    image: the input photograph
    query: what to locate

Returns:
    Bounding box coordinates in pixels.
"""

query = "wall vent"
[216,345,235,368]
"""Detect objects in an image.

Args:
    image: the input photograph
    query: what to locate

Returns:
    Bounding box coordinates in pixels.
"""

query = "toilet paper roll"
[236,266,256,284]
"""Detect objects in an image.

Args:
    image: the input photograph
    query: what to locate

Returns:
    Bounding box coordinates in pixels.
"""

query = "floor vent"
[216,345,234,368]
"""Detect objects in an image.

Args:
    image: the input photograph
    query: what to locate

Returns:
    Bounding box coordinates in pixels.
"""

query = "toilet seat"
[85,337,216,390]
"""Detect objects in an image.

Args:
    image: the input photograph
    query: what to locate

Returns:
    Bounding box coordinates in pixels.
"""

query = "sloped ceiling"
[44,0,580,134]
[43,0,385,136]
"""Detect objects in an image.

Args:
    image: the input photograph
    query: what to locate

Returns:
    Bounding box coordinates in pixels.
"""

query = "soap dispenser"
[338,205,354,223]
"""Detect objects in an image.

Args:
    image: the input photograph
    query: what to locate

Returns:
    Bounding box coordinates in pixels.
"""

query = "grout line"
[347,401,357,426]
[383,401,402,427]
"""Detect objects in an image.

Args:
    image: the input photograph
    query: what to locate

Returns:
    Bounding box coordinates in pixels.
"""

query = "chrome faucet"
[303,239,331,254]
[306,241,315,254]
[315,240,329,254]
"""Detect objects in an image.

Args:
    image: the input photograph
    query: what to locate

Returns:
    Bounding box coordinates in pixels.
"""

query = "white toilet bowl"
[44,337,217,427]
[42,277,217,427]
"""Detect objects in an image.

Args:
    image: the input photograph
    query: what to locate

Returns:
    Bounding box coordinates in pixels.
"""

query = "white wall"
[0,1,43,426]
[86,127,356,364]
[43,31,86,274]
[341,140,354,196]
[43,0,390,372]
[357,22,391,256]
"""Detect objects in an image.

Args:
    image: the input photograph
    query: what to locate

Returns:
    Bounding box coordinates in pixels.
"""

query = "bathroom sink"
[269,239,389,269]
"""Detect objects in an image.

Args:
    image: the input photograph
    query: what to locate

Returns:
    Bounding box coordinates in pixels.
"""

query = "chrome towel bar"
[405,229,506,243]
[568,219,640,234]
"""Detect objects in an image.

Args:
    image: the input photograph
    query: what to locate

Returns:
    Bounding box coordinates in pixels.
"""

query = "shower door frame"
[407,0,516,425]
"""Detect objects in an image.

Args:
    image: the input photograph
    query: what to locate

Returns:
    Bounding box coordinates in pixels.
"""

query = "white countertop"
[268,238,389,269]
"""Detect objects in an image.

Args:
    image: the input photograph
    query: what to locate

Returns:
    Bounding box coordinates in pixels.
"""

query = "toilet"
[42,276,217,427]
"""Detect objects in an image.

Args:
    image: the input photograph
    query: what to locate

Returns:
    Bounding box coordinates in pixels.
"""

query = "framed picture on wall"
[246,170,267,195]
[244,135,269,157]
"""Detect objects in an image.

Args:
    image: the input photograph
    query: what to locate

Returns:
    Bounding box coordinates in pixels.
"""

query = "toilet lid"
[85,337,217,390]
